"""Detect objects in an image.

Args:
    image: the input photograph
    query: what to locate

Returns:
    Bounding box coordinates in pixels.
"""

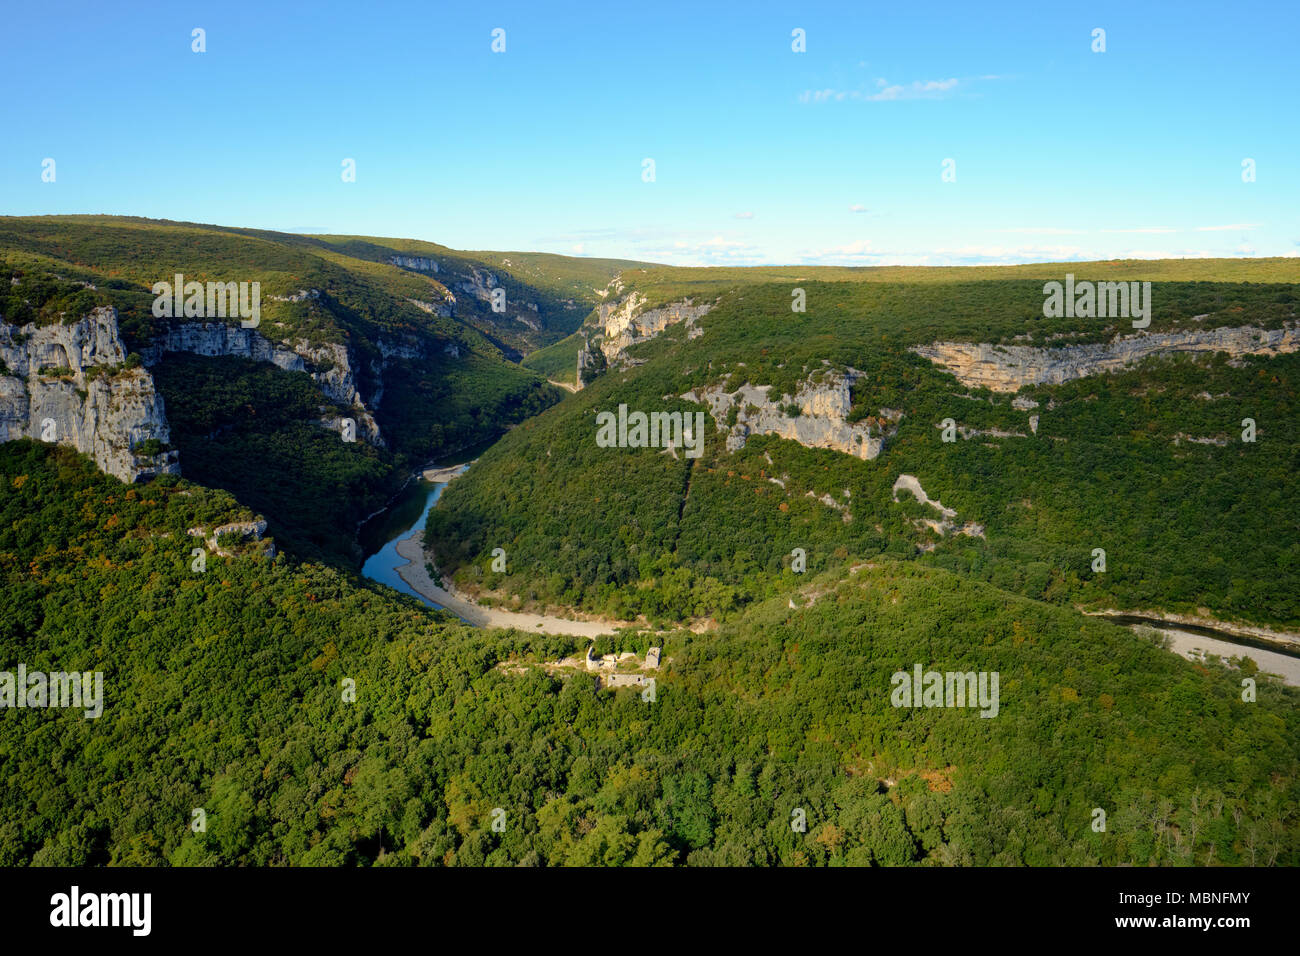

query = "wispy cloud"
[800,77,965,104]
[792,241,1261,267]
[624,233,765,266]
[733,211,754,220]
[803,239,878,262]
[795,75,998,105]
[992,227,1086,235]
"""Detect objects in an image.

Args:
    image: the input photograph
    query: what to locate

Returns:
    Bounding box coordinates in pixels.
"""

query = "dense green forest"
[152,354,406,565]
[520,329,585,383]
[1,442,1296,866]
[3,224,1298,867]
[431,277,1300,628]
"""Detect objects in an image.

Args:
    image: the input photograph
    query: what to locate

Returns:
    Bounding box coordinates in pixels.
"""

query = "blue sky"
[2,0,1296,266]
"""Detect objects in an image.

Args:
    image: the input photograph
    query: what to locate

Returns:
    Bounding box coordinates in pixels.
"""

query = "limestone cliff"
[596,293,712,364]
[187,518,274,558]
[140,320,384,445]
[683,369,900,460]
[911,322,1300,393]
[0,307,179,482]
[388,255,439,273]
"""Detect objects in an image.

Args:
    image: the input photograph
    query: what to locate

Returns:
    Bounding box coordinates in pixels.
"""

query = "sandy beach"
[421,464,471,483]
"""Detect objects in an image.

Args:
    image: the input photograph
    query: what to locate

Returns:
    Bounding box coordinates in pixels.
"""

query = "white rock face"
[456,267,499,302]
[911,322,1300,392]
[892,474,984,539]
[0,308,179,482]
[683,370,899,460]
[405,296,454,318]
[597,294,712,363]
[188,518,274,557]
[892,474,957,518]
[388,255,439,273]
[141,322,383,445]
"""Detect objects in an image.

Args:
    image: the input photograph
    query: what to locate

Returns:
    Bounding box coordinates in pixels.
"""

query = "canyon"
[0,304,461,479]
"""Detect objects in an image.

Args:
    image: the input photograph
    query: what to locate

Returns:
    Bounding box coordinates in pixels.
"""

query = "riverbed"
[1101,614,1300,687]
[358,463,626,636]
[359,468,466,612]
[357,469,1300,666]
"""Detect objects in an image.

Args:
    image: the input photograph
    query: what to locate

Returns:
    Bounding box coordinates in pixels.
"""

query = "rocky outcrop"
[406,296,454,318]
[187,518,274,558]
[947,423,1029,440]
[0,308,179,482]
[388,255,439,273]
[140,322,383,445]
[683,370,899,460]
[449,267,541,328]
[269,288,321,304]
[576,341,604,388]
[597,293,712,363]
[456,267,499,302]
[911,322,1300,393]
[892,474,984,540]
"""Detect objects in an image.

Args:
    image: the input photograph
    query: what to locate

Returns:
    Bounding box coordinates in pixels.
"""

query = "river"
[358,469,465,613]
[356,463,1300,667]
[358,457,626,637]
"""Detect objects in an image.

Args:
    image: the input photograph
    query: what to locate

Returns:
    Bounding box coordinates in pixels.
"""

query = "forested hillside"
[1,442,1295,866]
[3,223,1297,868]
[431,269,1300,629]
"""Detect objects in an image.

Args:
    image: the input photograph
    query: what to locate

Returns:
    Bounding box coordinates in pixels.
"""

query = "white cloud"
[733,211,754,219]
[848,204,869,213]
[800,77,966,104]
[798,241,1090,267]
[1100,227,1177,234]
[870,78,959,101]
[629,233,764,266]
[805,239,876,261]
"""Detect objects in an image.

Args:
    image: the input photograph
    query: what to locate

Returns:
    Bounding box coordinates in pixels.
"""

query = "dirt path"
[392,537,627,636]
